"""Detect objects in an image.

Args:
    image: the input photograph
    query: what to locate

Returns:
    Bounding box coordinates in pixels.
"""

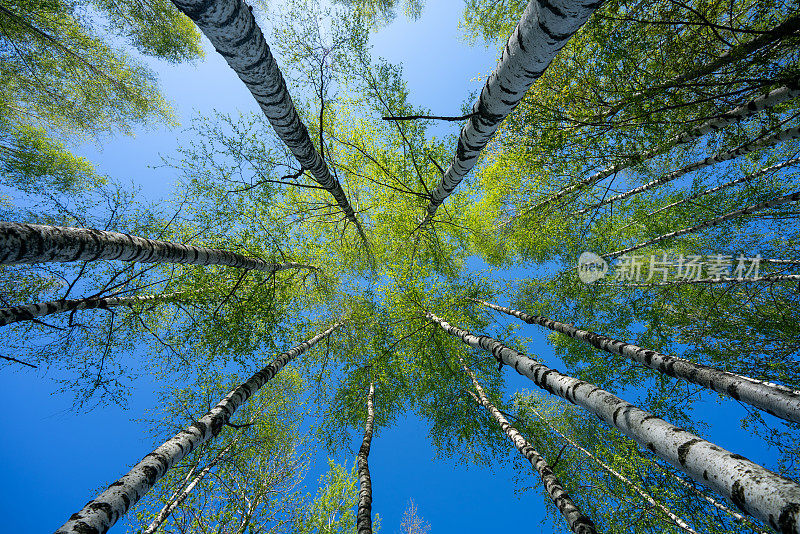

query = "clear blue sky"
[0,1,782,532]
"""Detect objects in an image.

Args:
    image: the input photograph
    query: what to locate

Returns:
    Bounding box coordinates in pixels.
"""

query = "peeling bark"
[427,311,800,533]
[55,321,342,534]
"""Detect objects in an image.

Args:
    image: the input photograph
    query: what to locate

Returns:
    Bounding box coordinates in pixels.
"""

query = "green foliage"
[4,0,799,532]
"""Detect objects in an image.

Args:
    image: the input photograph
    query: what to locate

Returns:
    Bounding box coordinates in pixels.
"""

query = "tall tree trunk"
[600,13,800,117]
[523,83,800,215]
[0,291,187,327]
[169,0,369,248]
[475,300,800,422]
[425,311,800,533]
[420,0,603,223]
[606,190,800,258]
[459,357,597,534]
[357,382,375,534]
[614,157,800,232]
[575,127,800,215]
[650,462,772,534]
[0,222,317,273]
[523,404,698,534]
[142,441,234,534]
[55,321,342,534]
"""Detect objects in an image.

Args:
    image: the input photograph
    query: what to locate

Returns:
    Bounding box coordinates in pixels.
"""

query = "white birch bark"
[0,222,317,273]
[605,190,800,258]
[357,382,375,534]
[524,404,698,534]
[420,0,603,223]
[476,300,800,423]
[169,0,368,246]
[426,311,800,533]
[55,321,342,534]
[600,14,800,116]
[460,358,597,534]
[574,128,800,215]
[142,441,234,534]
[0,292,187,327]
[614,157,800,232]
[605,274,800,287]
[523,83,800,215]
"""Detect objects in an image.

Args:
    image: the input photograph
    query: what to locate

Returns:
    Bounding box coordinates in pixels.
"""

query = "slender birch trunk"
[0,292,188,327]
[524,405,698,534]
[420,0,603,223]
[523,83,800,215]
[168,0,368,248]
[615,157,800,232]
[575,128,800,215]
[425,311,800,533]
[475,300,800,423]
[600,14,800,117]
[0,222,317,273]
[606,190,800,258]
[605,274,800,287]
[55,321,342,534]
[142,441,234,534]
[459,358,597,534]
[357,382,375,534]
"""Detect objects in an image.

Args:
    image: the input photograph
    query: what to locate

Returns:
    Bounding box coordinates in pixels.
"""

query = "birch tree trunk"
[614,157,800,232]
[142,441,234,534]
[606,274,800,287]
[0,292,187,327]
[650,462,772,534]
[420,0,603,223]
[0,222,317,272]
[523,83,800,215]
[55,321,342,534]
[523,404,698,534]
[425,311,800,533]
[168,0,369,247]
[600,13,800,116]
[475,300,800,423]
[606,190,800,258]
[357,382,375,534]
[459,358,597,534]
[574,127,800,215]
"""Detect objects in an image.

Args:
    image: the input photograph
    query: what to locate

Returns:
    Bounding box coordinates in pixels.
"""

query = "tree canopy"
[1,0,799,532]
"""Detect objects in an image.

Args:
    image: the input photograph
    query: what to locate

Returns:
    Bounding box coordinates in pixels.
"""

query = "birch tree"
[427,311,800,532]
[170,0,369,247]
[475,299,800,423]
[357,382,376,534]
[460,356,598,533]
[420,0,603,223]
[56,321,341,534]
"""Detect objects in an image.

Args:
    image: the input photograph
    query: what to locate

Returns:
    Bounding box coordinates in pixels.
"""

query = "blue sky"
[0,1,786,532]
